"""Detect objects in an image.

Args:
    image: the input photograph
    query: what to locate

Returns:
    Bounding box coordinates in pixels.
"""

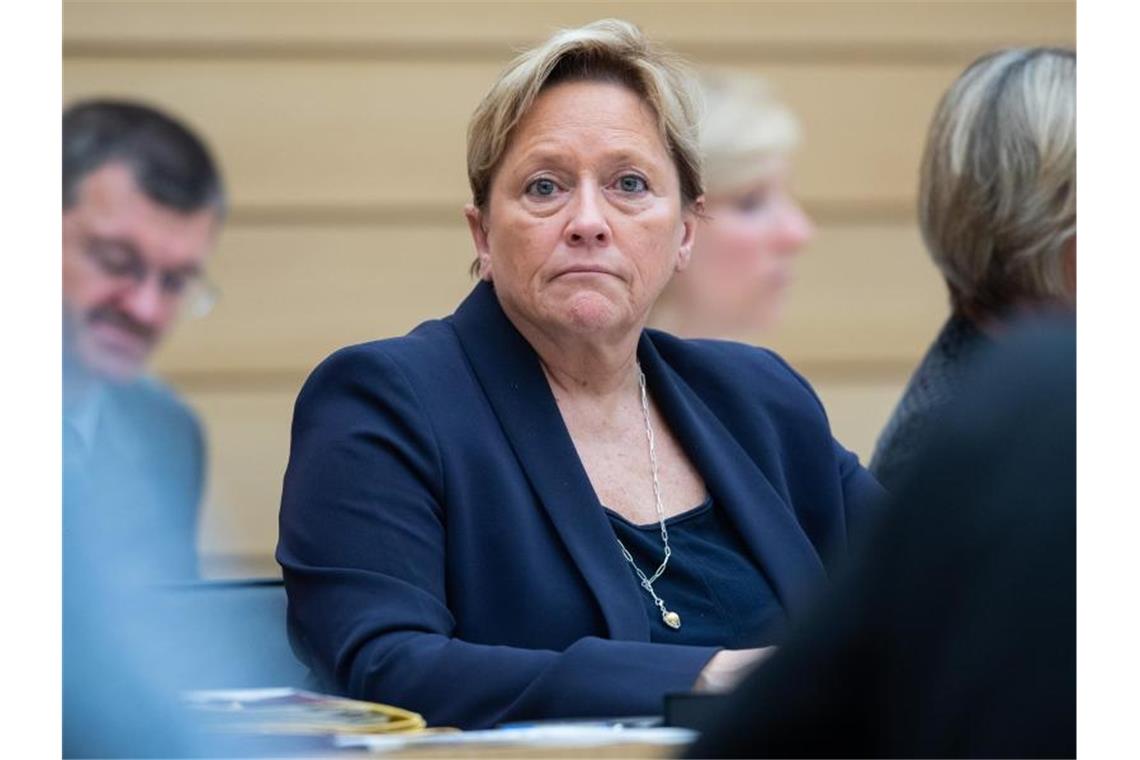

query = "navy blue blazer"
[277,281,883,729]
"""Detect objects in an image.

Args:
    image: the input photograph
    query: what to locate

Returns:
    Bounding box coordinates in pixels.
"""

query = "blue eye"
[527,178,558,197]
[617,175,648,193]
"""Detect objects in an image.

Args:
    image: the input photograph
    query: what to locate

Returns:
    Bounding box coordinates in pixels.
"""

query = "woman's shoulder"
[314,318,462,373]
[646,330,824,412]
[297,317,467,406]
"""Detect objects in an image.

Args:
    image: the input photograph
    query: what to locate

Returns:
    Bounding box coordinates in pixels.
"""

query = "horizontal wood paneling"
[811,376,909,465]
[149,221,946,378]
[64,58,962,215]
[765,223,948,363]
[64,1,1074,59]
[191,387,297,559]
[151,224,476,377]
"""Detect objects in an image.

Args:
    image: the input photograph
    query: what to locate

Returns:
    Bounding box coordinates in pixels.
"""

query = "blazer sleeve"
[833,439,887,545]
[277,345,717,729]
[762,348,887,548]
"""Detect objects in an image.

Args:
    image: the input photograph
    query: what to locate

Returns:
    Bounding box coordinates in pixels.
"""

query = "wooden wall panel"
[152,224,475,379]
[151,221,945,378]
[64,58,961,214]
[812,376,910,465]
[765,223,948,365]
[64,1,1074,56]
[64,59,484,212]
[189,386,296,576]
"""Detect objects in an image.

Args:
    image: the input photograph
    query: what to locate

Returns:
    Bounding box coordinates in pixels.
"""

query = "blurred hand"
[693,647,776,693]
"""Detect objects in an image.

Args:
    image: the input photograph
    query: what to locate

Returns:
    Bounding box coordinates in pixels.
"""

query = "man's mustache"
[87,307,158,344]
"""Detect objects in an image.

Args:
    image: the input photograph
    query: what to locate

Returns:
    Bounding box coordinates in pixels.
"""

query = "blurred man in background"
[63,100,226,756]
[63,98,225,581]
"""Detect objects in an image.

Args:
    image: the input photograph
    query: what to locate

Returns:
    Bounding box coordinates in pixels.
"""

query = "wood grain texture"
[147,221,945,377]
[65,58,965,214]
[64,1,1073,58]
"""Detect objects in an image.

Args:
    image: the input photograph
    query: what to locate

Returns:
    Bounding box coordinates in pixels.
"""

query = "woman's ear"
[676,244,693,272]
[464,203,493,281]
[676,196,703,272]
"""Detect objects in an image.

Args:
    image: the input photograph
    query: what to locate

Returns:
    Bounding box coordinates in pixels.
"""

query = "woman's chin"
[559,291,630,334]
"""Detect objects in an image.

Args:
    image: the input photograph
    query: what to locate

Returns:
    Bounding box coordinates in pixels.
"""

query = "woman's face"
[466,80,697,342]
[679,162,813,334]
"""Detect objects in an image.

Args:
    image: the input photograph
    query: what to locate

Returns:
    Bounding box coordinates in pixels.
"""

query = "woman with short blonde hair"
[281,19,881,729]
[872,47,1076,488]
[465,18,703,275]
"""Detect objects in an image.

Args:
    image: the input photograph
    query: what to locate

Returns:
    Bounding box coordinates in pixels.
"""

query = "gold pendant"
[662,610,681,629]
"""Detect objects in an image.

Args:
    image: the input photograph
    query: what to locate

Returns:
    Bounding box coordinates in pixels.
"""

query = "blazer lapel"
[637,335,829,620]
[450,282,650,641]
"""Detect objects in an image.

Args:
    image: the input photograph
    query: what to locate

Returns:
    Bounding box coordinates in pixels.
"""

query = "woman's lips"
[555,267,617,278]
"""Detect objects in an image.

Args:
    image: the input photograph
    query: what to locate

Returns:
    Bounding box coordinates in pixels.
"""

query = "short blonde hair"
[919,47,1076,320]
[698,70,800,194]
[466,18,703,213]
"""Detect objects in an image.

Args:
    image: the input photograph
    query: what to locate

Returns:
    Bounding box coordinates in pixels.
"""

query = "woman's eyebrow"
[512,146,572,169]
[601,148,666,169]
[512,147,666,175]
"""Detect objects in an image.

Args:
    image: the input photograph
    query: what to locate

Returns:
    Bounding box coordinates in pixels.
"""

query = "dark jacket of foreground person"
[277,281,883,729]
[689,318,1075,758]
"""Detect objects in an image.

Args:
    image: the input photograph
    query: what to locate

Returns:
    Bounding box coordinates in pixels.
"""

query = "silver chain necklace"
[614,362,682,630]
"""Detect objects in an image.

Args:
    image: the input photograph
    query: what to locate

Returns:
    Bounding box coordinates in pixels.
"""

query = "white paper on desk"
[335,725,697,752]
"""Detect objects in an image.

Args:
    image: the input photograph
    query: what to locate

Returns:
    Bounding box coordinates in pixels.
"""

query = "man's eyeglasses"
[82,239,219,319]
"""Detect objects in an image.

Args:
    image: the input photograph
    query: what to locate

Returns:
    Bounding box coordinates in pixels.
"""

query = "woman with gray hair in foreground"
[278,19,883,730]
[871,47,1076,490]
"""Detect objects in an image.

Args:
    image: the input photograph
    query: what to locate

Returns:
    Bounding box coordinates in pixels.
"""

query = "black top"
[871,314,988,491]
[606,498,787,648]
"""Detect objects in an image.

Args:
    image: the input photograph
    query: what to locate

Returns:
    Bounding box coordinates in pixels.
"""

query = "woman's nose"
[779,200,814,253]
[565,186,610,247]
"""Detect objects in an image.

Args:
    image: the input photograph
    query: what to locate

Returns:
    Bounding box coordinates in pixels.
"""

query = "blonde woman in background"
[651,71,813,338]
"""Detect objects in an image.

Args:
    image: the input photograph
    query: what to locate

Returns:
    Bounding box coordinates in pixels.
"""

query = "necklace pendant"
[662,610,682,629]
